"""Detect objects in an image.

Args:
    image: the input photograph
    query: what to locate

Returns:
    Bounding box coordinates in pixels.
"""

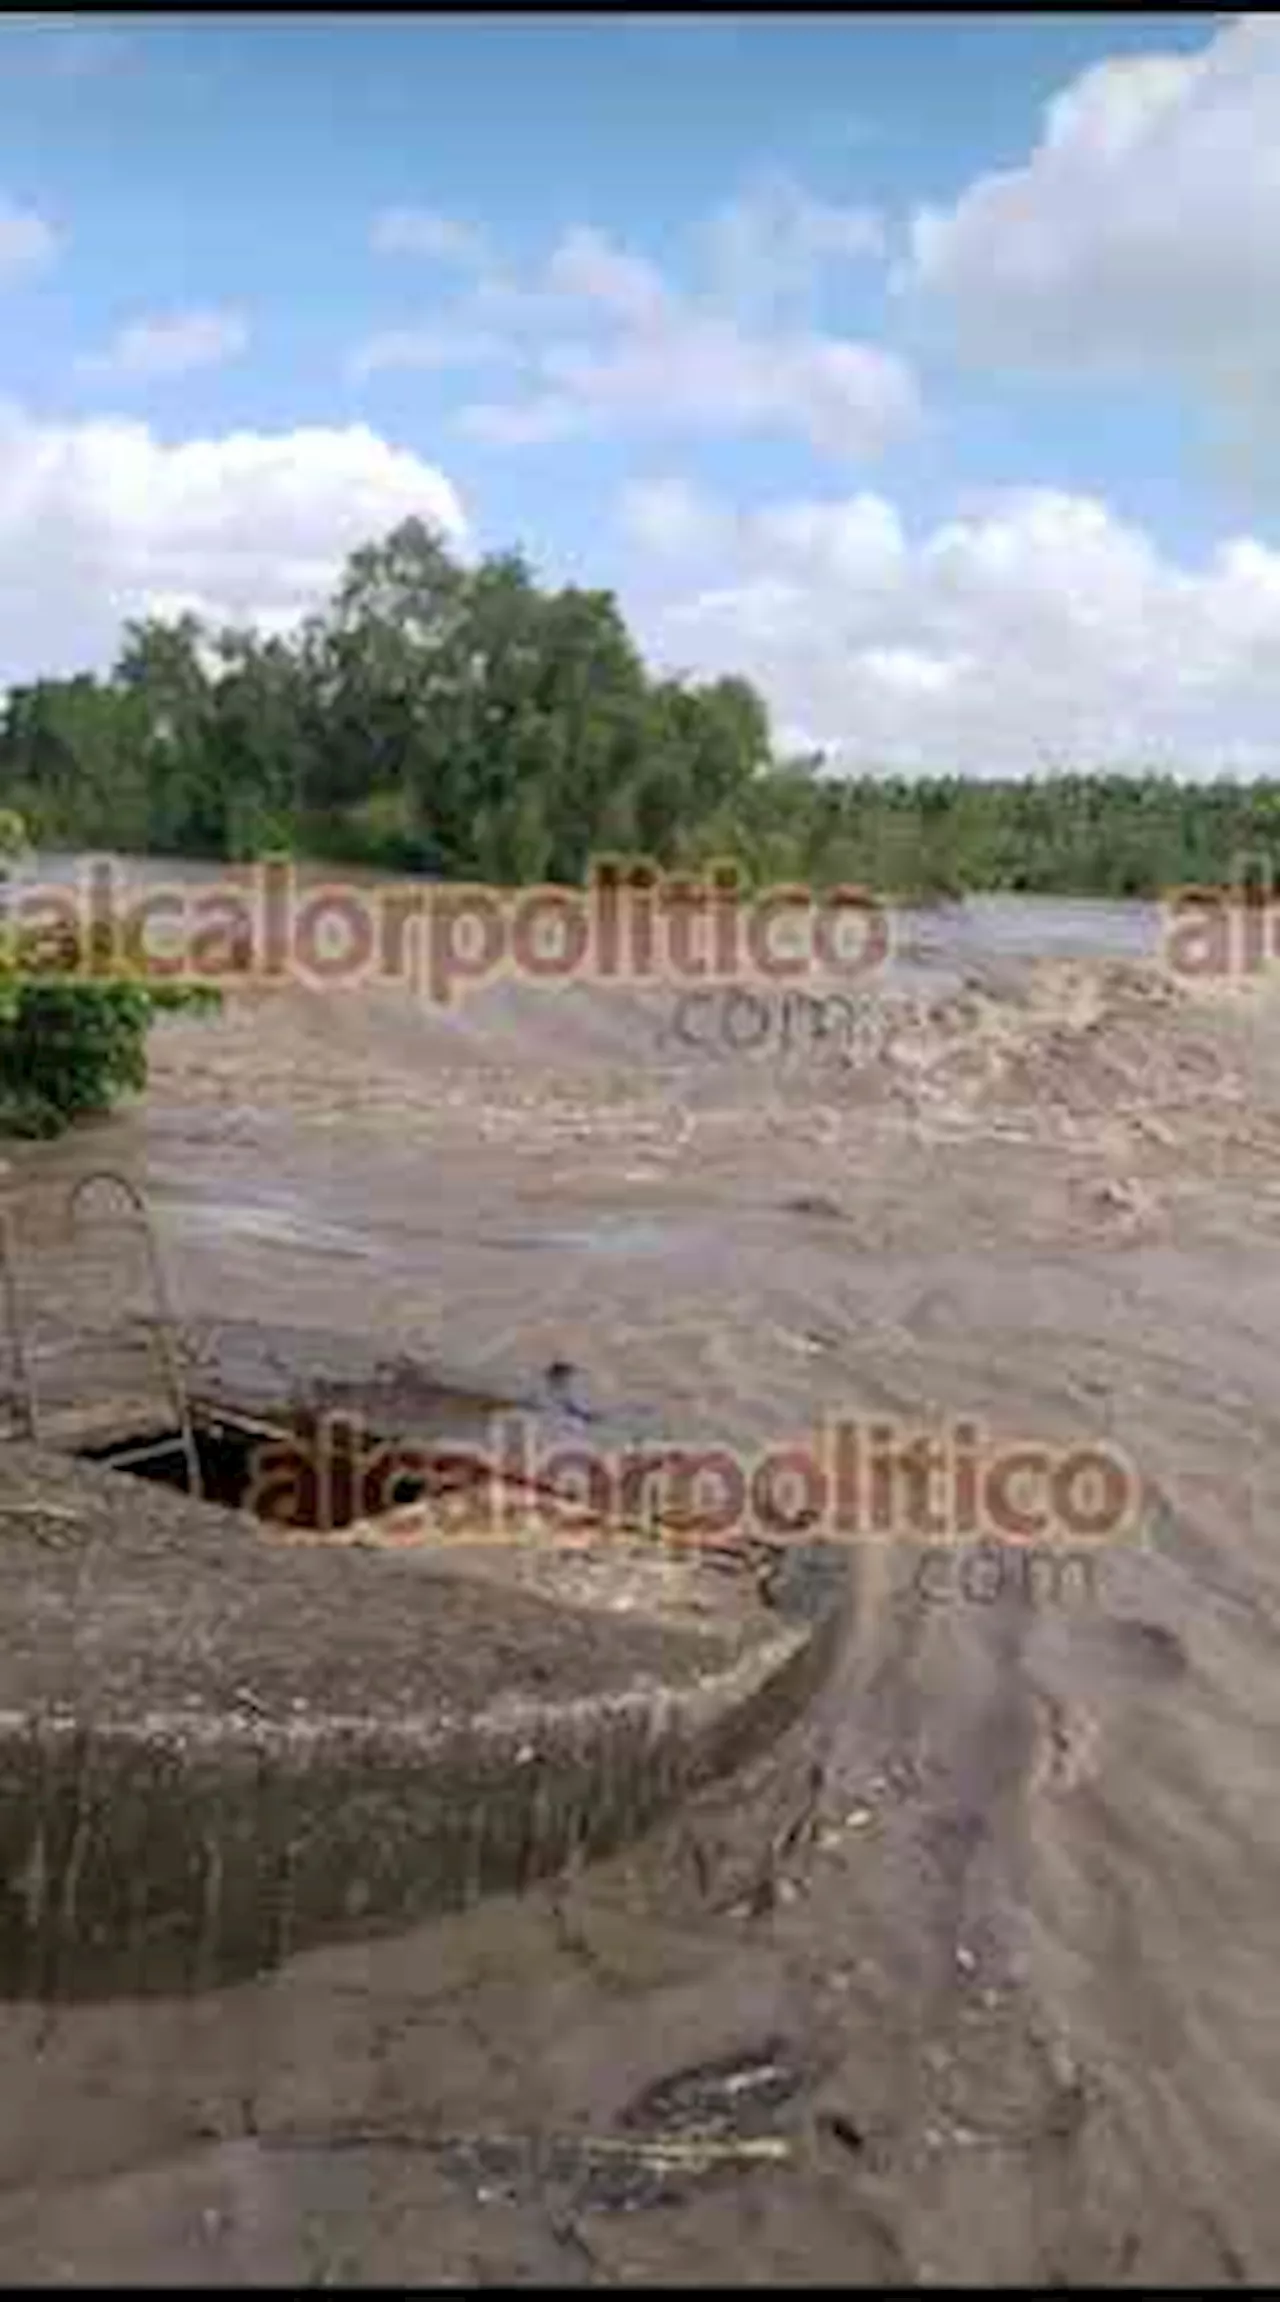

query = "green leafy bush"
[0,894,221,1139]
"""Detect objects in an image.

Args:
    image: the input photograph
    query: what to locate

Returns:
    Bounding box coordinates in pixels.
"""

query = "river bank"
[1,934,1279,2280]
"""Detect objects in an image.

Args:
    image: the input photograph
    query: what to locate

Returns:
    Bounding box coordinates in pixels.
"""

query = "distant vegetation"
[2,516,1279,901]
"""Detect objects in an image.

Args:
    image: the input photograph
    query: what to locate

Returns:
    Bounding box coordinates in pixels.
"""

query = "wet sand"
[2,932,1280,2281]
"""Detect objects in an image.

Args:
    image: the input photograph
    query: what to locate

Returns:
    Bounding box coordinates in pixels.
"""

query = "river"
[0,858,1277,2282]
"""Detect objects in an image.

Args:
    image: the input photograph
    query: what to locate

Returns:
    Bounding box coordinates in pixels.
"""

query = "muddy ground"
[2,932,1280,2282]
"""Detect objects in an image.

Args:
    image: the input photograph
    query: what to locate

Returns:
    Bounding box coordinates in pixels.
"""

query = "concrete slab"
[0,1354,849,2000]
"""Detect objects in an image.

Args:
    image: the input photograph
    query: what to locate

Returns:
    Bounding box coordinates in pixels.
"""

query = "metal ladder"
[0,1170,202,1496]
[0,1204,38,1443]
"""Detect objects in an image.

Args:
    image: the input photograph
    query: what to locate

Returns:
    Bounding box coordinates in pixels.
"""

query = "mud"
[1,902,1280,2280]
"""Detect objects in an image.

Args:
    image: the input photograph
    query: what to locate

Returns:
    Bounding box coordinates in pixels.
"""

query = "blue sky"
[1,10,1276,771]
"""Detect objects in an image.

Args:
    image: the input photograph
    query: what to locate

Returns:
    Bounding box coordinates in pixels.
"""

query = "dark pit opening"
[77,1420,259,1511]
[74,1411,452,1532]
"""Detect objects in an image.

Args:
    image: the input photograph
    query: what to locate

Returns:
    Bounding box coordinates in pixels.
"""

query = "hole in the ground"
[77,1420,259,1511]
[73,1412,479,1532]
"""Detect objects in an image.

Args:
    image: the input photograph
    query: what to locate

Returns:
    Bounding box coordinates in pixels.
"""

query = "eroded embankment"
[0,1424,850,2002]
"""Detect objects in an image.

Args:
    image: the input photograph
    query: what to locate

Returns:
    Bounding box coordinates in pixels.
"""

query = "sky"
[2,8,1280,773]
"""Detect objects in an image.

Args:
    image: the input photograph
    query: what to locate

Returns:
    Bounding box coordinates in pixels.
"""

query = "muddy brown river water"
[2,877,1280,2282]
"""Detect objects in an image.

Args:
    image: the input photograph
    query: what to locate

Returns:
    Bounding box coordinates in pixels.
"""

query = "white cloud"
[544,224,670,323]
[0,406,466,683]
[370,208,490,266]
[453,219,919,458]
[701,169,885,321]
[76,308,250,382]
[627,478,1280,773]
[463,319,916,457]
[543,314,917,454]
[618,476,726,557]
[0,196,59,279]
[361,188,914,459]
[897,13,1280,406]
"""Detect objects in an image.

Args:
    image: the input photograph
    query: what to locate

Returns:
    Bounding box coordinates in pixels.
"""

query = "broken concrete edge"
[1,1562,850,2006]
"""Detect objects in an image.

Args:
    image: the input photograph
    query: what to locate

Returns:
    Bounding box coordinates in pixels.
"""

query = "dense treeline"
[0,520,772,886]
[683,764,1280,899]
[3,516,1280,899]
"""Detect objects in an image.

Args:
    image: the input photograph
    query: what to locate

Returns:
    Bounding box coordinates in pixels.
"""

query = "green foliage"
[0,977,153,1133]
[0,519,771,885]
[0,809,29,870]
[0,880,222,1139]
[2,518,1279,899]
[679,762,1280,901]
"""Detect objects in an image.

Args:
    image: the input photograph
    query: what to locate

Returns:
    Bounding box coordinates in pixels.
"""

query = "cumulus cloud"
[358,183,915,459]
[626,477,1280,773]
[897,12,1280,411]
[0,406,466,683]
[76,308,250,382]
[451,218,919,458]
[462,310,917,457]
[0,196,59,279]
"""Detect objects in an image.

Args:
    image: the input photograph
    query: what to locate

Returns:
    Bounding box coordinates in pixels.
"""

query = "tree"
[114,615,218,852]
[3,515,1274,900]
[207,630,312,858]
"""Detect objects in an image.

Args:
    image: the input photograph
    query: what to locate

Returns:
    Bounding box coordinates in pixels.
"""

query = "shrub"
[0,919,221,1139]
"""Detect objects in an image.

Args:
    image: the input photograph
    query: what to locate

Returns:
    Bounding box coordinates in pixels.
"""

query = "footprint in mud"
[1030,1695,1103,1795]
[1030,1621,1189,1800]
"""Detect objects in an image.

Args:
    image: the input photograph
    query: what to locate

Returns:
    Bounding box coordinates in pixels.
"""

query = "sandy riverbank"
[2,948,1279,2280]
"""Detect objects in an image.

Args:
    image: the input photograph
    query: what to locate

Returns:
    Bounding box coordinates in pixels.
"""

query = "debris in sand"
[774,1325,829,1357]
[564,2132,792,2166]
[817,2110,866,2156]
[351,2044,812,2212]
[783,1194,846,1221]
[267,2121,794,2213]
[1084,1174,1159,1223]
[620,2042,806,2140]
[542,1357,594,1421]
